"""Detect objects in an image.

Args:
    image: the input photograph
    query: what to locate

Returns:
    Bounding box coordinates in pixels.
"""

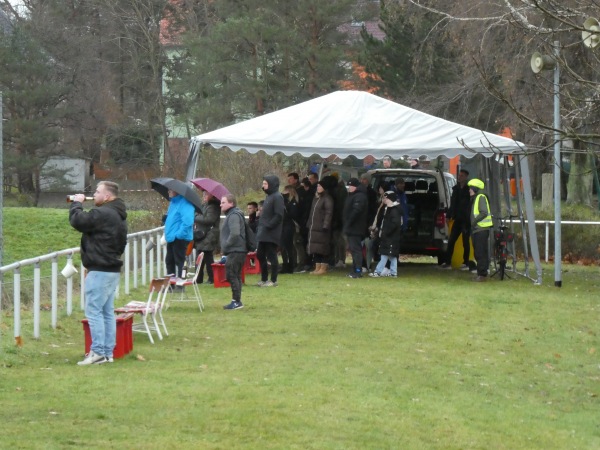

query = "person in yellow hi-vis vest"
[468,178,493,282]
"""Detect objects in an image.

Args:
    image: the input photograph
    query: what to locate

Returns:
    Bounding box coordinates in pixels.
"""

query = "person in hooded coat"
[369,191,403,278]
[306,179,334,275]
[256,174,285,287]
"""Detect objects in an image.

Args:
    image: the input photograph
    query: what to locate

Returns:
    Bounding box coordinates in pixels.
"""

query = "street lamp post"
[552,41,562,288]
[530,41,562,287]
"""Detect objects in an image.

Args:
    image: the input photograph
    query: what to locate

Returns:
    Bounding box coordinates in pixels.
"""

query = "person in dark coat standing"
[343,178,368,278]
[280,184,301,274]
[220,194,247,310]
[369,191,403,278]
[440,169,472,270]
[306,179,334,275]
[194,191,221,284]
[256,174,284,287]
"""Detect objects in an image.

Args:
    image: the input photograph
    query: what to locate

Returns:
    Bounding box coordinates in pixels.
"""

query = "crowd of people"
[71,167,492,364]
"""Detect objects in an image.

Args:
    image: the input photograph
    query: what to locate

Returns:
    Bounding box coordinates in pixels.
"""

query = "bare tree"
[404,0,600,203]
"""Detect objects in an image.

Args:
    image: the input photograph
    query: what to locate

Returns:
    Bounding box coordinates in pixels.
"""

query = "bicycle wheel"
[499,260,506,280]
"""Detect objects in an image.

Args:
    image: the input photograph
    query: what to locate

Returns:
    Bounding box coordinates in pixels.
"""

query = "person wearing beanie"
[256,175,285,287]
[468,178,493,282]
[306,179,334,275]
[343,177,368,278]
[369,191,403,278]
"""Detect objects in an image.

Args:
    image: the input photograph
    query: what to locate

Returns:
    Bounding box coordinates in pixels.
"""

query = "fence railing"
[0,226,165,342]
[533,220,600,262]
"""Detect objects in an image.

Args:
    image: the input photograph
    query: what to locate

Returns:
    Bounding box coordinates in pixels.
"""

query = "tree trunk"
[566,149,593,206]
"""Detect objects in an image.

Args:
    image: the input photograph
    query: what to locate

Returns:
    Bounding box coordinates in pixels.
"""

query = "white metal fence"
[0,226,165,342]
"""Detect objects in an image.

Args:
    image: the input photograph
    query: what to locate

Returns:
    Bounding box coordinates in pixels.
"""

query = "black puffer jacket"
[342,184,368,237]
[377,203,403,257]
[69,198,128,272]
[257,175,284,245]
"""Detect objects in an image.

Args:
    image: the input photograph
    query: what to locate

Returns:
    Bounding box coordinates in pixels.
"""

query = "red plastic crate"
[211,263,246,288]
[244,252,261,274]
[82,313,134,359]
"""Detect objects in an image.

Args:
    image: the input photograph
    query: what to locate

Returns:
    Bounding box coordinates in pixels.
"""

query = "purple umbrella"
[190,177,231,200]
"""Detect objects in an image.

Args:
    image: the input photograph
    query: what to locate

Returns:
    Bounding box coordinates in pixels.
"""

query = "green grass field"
[1,263,599,449]
[0,207,599,449]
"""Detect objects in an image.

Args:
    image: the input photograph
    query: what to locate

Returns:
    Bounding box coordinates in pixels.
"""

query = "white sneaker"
[335,261,346,269]
[77,350,106,366]
[459,264,470,271]
[381,268,391,276]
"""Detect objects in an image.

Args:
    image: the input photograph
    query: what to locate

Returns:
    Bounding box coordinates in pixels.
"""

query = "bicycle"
[490,215,517,280]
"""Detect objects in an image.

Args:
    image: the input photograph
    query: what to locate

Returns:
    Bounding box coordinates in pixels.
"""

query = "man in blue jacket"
[164,189,195,279]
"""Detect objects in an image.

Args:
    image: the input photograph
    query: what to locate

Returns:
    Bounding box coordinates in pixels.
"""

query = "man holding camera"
[69,181,128,365]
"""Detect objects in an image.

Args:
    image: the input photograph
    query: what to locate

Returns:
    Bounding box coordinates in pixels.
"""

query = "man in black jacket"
[70,181,128,365]
[256,175,284,287]
[440,169,472,270]
[343,178,368,278]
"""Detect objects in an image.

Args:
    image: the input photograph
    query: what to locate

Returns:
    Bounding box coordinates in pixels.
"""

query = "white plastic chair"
[167,252,204,311]
[115,277,169,344]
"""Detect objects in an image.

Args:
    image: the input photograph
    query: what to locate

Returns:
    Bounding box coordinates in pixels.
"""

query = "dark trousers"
[346,234,363,272]
[257,241,279,282]
[280,223,296,272]
[166,239,190,277]
[472,229,490,276]
[445,220,471,265]
[198,250,214,283]
[225,252,245,302]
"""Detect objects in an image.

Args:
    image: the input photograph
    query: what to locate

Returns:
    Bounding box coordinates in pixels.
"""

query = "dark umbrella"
[150,177,203,212]
[190,177,231,200]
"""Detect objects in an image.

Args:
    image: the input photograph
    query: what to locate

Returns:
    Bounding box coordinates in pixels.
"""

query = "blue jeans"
[375,255,397,276]
[85,271,120,358]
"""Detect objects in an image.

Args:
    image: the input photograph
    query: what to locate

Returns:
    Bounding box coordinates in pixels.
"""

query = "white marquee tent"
[188,90,542,283]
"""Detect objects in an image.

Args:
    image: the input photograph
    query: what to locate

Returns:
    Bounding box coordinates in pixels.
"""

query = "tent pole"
[520,155,543,284]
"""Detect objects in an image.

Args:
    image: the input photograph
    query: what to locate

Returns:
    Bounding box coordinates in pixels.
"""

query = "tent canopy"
[191,90,525,159]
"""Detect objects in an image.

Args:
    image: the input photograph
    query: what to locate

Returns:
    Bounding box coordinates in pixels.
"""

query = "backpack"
[237,211,257,253]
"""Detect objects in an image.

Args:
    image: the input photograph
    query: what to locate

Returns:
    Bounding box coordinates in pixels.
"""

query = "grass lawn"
[1,261,599,449]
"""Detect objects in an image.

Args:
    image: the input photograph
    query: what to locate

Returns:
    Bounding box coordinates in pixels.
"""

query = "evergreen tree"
[0,25,71,201]
[168,0,355,135]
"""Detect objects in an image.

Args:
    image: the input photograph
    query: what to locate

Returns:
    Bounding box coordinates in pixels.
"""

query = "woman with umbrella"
[151,178,202,280]
[164,188,195,280]
[193,190,221,284]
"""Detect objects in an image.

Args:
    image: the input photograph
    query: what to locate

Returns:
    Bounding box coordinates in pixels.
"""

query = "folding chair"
[167,252,204,311]
[115,277,169,344]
